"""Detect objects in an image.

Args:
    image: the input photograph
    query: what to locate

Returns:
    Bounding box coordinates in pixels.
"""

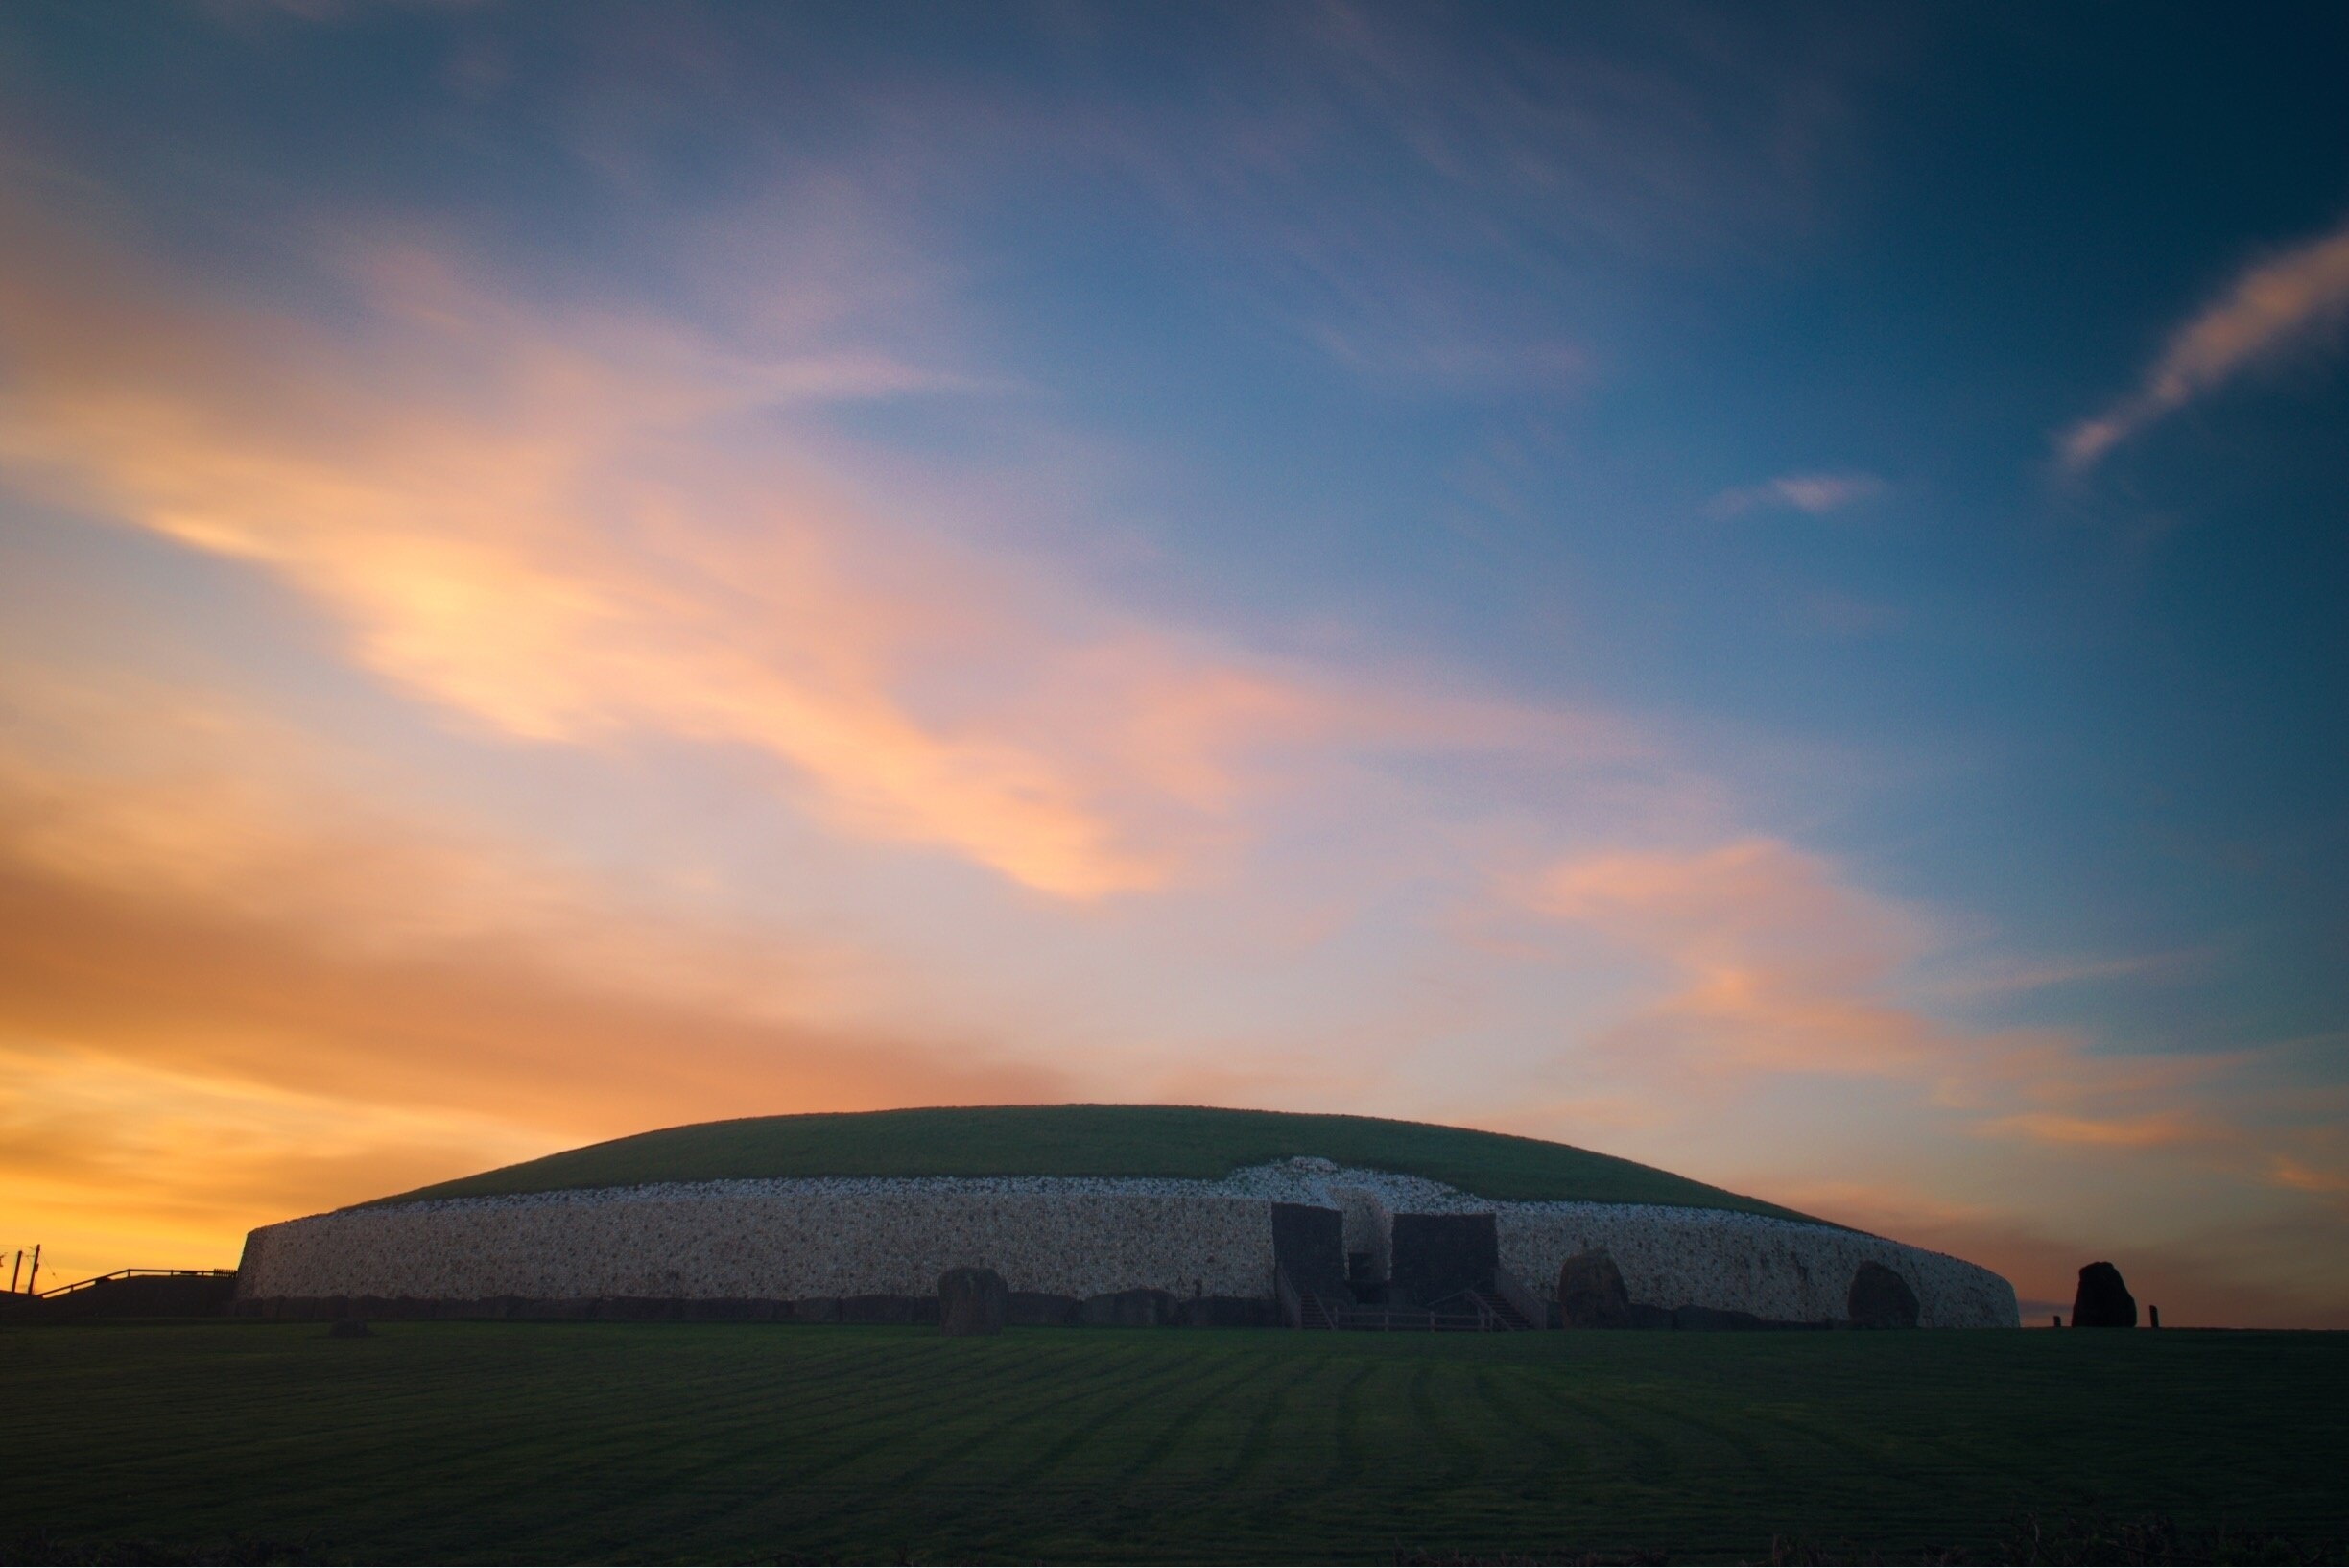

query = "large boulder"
[938,1268,1008,1336]
[1556,1248,1632,1329]
[2072,1261,2137,1328]
[1846,1262,1921,1329]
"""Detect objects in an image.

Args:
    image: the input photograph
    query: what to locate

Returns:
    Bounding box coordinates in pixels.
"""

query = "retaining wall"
[1495,1203,2016,1328]
[235,1163,2019,1328]
[238,1184,1275,1304]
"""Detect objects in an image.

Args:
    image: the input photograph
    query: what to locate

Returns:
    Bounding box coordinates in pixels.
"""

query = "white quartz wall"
[235,1160,2019,1327]
[1494,1203,2018,1328]
[239,1182,1276,1302]
[1328,1185,1393,1279]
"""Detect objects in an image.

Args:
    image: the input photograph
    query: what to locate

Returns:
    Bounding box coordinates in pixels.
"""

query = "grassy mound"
[365,1103,1817,1220]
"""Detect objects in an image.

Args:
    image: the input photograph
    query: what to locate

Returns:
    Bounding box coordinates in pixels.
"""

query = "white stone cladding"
[236,1160,2018,1327]
[1329,1185,1393,1280]
[240,1182,1276,1303]
[1492,1204,2016,1329]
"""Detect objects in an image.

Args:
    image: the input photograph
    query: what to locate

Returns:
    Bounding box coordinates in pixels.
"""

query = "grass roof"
[364,1105,1821,1222]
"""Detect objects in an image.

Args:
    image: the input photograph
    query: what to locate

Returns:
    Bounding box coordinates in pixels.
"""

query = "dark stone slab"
[680,1298,784,1322]
[1389,1212,1497,1309]
[1556,1248,1633,1329]
[1008,1291,1081,1326]
[1079,1288,1176,1327]
[1846,1262,1921,1328]
[1672,1303,1766,1332]
[2072,1261,2138,1328]
[938,1268,1008,1336]
[1175,1295,1279,1328]
[839,1294,937,1325]
[1271,1202,1348,1299]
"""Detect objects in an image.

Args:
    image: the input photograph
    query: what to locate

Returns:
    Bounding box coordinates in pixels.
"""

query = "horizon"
[1,1,2344,1327]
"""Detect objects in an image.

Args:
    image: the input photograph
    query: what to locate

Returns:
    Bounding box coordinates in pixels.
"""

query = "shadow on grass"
[0,1532,325,1566]
[1392,1511,2344,1567]
[7,1512,2340,1566]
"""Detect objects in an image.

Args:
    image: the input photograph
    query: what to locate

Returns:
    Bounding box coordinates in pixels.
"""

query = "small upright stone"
[2071,1261,2137,1328]
[937,1267,1008,1337]
[1846,1262,1920,1329]
[1556,1248,1632,1329]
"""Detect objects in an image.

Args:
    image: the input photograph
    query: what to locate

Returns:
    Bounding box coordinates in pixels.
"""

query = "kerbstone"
[1557,1247,1632,1329]
[938,1267,1008,1336]
[1847,1261,1921,1329]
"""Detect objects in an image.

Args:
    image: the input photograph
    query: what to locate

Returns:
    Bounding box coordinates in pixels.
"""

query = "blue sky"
[0,1,2343,1323]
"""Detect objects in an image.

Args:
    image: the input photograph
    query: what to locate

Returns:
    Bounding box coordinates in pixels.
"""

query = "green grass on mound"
[365,1104,1815,1220]
[3,1322,2342,1564]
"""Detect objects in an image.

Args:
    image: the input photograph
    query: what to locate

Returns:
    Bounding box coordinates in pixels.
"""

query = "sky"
[0,1,2343,1325]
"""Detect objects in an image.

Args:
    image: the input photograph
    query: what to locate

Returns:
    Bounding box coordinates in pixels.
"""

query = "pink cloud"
[2060,214,2349,469]
[1707,471,1886,517]
[0,210,1354,899]
[1517,838,2247,1144]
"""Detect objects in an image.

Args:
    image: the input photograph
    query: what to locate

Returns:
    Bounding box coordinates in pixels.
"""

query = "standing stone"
[938,1267,1008,1337]
[2071,1261,2137,1328]
[1556,1248,1632,1329]
[1846,1262,1921,1329]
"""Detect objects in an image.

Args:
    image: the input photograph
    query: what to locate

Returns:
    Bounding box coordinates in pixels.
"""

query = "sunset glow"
[2,3,2344,1327]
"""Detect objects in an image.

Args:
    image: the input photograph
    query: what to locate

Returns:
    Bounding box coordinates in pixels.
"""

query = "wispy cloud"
[0,211,1314,899]
[1512,838,2265,1157]
[1708,471,1886,517]
[2060,214,2349,469]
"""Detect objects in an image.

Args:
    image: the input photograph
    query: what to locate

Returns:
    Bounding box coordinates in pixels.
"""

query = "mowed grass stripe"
[1103,1345,1286,1488]
[902,1348,1299,1559]
[5,1324,2346,1563]
[776,1340,1174,1525]
[493,1339,999,1556]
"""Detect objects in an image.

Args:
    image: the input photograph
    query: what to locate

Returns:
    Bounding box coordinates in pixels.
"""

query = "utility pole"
[24,1245,36,1295]
[8,1249,18,1294]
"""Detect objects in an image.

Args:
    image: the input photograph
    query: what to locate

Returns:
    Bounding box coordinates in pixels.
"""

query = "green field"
[4,1322,2342,1564]
[370,1104,1817,1220]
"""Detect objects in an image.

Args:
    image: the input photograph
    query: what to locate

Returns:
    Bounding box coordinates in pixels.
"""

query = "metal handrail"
[1491,1266,1547,1329]
[38,1268,237,1299]
[1274,1266,1303,1328]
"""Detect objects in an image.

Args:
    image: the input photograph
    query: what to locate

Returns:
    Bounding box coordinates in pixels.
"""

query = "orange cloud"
[1982,1111,2210,1150]
[1519,838,2241,1147]
[2269,1155,2349,1196]
[1526,838,1943,1077]
[2060,214,2349,469]
[0,207,1384,899]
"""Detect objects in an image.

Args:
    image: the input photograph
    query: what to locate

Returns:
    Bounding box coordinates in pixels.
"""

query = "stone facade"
[1491,1202,2015,1329]
[240,1183,1274,1304]
[235,1160,2019,1328]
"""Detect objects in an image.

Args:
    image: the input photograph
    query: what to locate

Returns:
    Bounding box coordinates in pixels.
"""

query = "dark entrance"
[1388,1212,1497,1309]
[1270,1202,1347,1298]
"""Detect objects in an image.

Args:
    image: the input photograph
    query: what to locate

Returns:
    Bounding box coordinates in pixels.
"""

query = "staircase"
[1283,1265,1547,1333]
